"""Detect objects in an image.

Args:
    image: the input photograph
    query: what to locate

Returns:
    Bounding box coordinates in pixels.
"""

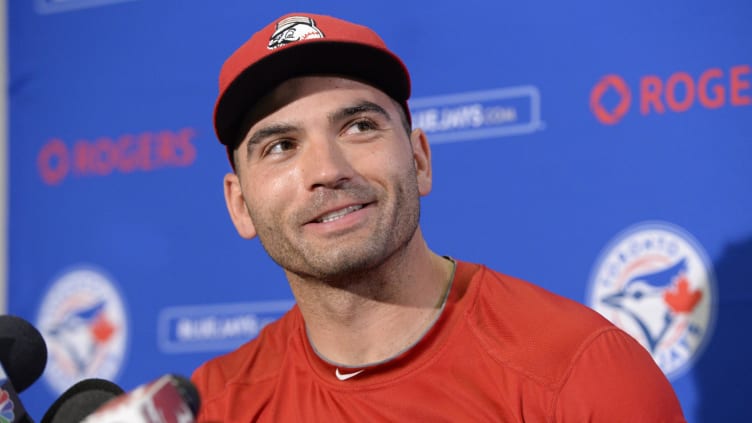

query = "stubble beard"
[251,175,421,286]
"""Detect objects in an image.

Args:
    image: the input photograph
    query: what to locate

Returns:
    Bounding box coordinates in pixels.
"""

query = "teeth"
[317,205,364,223]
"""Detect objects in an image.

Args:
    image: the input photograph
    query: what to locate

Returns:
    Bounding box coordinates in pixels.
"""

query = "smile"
[315,205,365,223]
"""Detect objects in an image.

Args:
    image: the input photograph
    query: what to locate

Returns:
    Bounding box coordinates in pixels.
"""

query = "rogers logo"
[37,127,197,185]
[590,64,751,125]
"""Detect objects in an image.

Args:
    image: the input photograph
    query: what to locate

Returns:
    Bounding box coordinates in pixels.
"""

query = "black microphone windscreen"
[170,374,201,416]
[41,378,125,423]
[0,314,48,392]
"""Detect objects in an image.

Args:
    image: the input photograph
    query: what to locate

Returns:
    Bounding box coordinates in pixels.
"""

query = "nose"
[299,136,355,190]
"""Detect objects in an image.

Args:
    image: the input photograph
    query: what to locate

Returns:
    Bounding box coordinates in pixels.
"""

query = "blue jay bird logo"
[47,301,117,375]
[588,222,716,379]
[36,266,128,394]
[600,258,702,354]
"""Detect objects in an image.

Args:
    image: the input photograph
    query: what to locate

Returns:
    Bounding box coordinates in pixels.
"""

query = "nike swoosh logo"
[335,368,364,381]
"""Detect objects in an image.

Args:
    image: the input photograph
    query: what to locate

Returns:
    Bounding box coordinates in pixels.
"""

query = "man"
[192,12,686,422]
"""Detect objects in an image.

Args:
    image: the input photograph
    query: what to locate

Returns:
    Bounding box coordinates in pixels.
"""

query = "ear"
[410,129,433,196]
[223,172,258,239]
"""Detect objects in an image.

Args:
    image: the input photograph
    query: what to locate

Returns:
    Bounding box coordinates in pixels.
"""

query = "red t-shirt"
[192,261,686,422]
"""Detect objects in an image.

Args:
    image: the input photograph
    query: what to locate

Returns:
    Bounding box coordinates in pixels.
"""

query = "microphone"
[81,374,201,423]
[40,378,124,423]
[0,315,48,392]
[0,315,49,423]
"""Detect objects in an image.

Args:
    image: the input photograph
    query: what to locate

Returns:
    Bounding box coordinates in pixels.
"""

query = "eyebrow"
[243,101,393,159]
[329,101,392,125]
[245,123,298,158]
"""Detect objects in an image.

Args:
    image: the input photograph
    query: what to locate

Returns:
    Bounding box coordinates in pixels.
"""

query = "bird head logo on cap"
[267,16,325,49]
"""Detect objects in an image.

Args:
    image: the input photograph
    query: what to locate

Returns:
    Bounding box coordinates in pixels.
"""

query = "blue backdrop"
[8,1,752,421]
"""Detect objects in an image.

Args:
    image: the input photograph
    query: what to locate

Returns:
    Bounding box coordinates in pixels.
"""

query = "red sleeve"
[554,328,687,423]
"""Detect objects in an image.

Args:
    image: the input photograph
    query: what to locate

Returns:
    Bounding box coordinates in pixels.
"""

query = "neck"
[286,229,454,366]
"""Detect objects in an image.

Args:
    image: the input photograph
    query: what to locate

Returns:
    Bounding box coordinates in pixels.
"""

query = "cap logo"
[268,16,325,50]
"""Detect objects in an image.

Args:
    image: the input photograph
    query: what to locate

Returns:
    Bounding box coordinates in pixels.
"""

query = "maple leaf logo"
[90,313,115,343]
[663,274,702,314]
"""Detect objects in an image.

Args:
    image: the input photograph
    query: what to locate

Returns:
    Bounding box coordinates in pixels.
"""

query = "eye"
[343,118,378,135]
[282,29,296,41]
[263,139,297,156]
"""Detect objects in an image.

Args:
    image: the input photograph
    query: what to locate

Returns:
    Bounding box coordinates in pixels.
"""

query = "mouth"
[313,204,366,224]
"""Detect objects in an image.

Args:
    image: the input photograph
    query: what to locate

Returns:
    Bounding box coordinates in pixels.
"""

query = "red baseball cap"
[213,13,412,151]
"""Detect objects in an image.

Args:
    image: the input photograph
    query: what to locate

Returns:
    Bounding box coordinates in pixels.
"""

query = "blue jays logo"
[36,266,128,394]
[587,222,716,379]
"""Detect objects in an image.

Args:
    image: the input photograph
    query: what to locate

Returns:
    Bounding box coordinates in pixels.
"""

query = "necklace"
[307,257,457,368]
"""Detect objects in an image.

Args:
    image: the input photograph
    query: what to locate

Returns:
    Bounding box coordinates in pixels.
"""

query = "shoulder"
[458,262,623,386]
[191,306,301,407]
[554,328,685,421]
[457,262,685,421]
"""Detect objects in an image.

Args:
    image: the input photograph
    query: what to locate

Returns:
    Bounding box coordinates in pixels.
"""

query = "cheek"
[244,170,298,213]
[357,143,413,175]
